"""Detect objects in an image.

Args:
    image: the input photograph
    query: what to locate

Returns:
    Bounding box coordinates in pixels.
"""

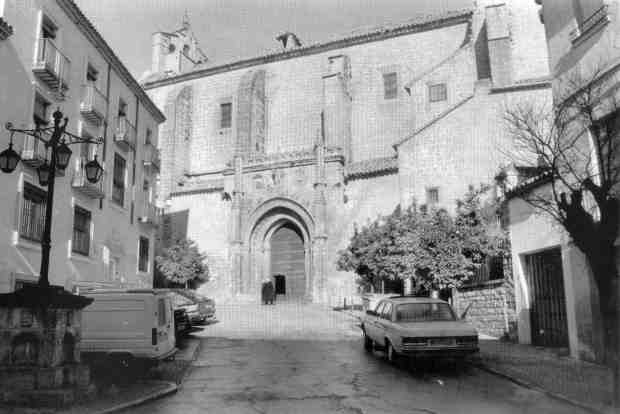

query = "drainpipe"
[100,63,112,210]
[103,63,111,162]
[133,94,139,225]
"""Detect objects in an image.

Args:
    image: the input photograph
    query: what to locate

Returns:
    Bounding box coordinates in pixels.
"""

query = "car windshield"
[172,294,193,306]
[396,303,456,322]
[178,290,208,302]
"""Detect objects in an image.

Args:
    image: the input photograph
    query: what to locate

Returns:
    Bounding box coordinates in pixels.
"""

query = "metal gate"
[524,248,569,347]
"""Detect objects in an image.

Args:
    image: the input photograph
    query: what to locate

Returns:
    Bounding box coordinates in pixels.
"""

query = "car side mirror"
[366,310,377,316]
[460,303,472,320]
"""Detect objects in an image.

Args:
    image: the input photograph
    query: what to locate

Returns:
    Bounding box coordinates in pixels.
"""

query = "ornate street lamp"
[55,140,72,170]
[36,161,52,186]
[1,109,103,288]
[84,155,103,183]
[0,132,20,173]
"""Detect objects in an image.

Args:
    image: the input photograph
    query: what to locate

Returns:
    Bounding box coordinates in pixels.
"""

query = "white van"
[80,289,177,361]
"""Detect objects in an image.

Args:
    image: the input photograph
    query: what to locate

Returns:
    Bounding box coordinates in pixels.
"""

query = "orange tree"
[155,238,209,288]
[337,186,507,293]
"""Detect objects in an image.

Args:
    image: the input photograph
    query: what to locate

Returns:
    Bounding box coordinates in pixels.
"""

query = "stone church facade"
[144,1,550,306]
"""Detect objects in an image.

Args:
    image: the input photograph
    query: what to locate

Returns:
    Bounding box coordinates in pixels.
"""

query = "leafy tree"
[337,186,508,293]
[155,238,209,288]
[504,67,620,405]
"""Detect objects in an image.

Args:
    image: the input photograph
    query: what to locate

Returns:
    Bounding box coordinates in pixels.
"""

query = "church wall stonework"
[148,21,472,201]
[146,1,551,304]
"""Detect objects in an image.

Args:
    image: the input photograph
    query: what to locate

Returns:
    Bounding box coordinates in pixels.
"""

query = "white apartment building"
[0,0,165,292]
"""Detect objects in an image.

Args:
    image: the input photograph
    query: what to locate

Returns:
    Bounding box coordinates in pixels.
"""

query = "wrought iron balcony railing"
[20,133,65,176]
[114,116,136,151]
[33,37,71,92]
[143,142,160,173]
[80,84,107,125]
[138,201,162,227]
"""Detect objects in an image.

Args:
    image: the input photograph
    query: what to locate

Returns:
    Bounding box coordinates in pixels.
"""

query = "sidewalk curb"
[178,337,202,384]
[472,363,606,414]
[92,381,178,414]
[93,338,202,413]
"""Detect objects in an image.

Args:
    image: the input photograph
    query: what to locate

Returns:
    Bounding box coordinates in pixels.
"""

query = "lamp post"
[0,109,103,288]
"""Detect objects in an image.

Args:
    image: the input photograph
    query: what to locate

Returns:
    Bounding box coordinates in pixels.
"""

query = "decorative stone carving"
[0,286,94,407]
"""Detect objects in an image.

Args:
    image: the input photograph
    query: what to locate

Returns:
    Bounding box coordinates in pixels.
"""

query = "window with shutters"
[426,187,439,205]
[20,183,47,242]
[429,83,447,102]
[41,15,57,39]
[220,102,232,129]
[33,93,50,126]
[138,236,149,272]
[112,153,126,206]
[383,72,398,100]
[72,206,91,256]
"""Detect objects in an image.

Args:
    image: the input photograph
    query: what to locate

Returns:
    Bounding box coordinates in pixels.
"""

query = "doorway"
[524,248,569,348]
[270,223,305,298]
[274,274,286,295]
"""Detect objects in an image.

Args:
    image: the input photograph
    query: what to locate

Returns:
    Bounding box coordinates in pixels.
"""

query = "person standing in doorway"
[266,279,275,305]
[261,279,270,305]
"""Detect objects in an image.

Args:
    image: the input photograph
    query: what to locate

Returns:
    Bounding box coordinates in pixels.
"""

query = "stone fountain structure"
[0,285,94,408]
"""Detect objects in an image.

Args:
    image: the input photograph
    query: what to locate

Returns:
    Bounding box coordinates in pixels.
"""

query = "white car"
[361,296,478,363]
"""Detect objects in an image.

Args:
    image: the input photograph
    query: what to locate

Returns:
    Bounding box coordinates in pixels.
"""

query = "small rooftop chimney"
[276,32,302,50]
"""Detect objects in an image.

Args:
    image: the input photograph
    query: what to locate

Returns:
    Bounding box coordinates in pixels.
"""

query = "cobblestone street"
[122,304,591,414]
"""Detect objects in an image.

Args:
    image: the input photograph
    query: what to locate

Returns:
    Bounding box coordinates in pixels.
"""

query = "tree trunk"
[590,255,620,407]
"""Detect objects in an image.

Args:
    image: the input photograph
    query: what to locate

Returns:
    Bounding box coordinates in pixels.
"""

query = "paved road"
[125,304,590,414]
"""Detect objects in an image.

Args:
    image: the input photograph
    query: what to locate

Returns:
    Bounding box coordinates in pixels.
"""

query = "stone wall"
[453,278,517,339]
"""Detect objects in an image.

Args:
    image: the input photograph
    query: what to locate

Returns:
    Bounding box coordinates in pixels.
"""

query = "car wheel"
[386,340,399,364]
[363,330,373,352]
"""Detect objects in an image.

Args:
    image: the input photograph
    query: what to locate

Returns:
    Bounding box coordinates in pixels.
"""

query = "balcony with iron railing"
[138,200,162,227]
[71,159,105,199]
[20,134,64,176]
[143,142,160,173]
[33,37,71,92]
[569,5,610,43]
[80,84,107,125]
[115,116,136,151]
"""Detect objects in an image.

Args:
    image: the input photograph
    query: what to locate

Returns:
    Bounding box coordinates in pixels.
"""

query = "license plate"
[430,338,455,346]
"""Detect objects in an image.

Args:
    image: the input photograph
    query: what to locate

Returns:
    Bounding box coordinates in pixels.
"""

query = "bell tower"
[151,13,207,75]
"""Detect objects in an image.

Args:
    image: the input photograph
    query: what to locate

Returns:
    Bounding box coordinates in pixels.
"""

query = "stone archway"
[242,198,317,301]
[269,222,306,299]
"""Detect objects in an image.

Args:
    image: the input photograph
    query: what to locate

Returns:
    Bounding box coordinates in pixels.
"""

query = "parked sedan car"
[170,289,216,324]
[361,296,478,363]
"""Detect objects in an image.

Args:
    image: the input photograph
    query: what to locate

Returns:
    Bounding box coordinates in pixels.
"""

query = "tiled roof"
[345,156,398,180]
[143,8,473,88]
[505,169,554,199]
[58,0,165,123]
[171,177,225,197]
[393,94,474,148]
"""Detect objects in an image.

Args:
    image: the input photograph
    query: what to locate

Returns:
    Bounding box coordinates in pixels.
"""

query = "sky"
[74,0,471,79]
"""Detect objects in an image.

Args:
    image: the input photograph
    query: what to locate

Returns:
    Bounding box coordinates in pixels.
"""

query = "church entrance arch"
[243,198,315,301]
[269,223,305,298]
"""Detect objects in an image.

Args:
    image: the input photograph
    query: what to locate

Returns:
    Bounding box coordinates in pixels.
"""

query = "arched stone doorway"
[269,222,306,299]
[243,198,316,301]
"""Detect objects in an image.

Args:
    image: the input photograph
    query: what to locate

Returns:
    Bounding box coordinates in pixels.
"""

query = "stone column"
[230,156,244,295]
[263,242,271,284]
[322,55,352,161]
[312,139,328,303]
